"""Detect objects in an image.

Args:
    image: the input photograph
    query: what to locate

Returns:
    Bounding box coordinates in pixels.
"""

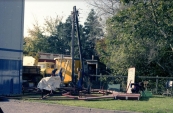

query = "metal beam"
[90,75,173,79]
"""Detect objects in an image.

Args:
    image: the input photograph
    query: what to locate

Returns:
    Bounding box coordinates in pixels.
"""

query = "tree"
[98,0,173,76]
[86,0,121,28]
[24,10,105,65]
[82,9,104,59]
[24,16,72,55]
[43,16,63,36]
[87,0,120,17]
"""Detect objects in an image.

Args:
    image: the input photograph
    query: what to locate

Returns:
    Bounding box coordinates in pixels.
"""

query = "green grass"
[22,95,173,113]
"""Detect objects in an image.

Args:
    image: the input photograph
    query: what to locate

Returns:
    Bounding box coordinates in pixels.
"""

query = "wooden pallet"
[114,93,140,100]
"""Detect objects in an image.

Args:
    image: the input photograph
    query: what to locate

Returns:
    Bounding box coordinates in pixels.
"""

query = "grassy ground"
[21,95,173,113]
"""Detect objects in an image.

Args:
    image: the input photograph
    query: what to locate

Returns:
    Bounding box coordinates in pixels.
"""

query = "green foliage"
[24,16,71,56]
[96,0,173,76]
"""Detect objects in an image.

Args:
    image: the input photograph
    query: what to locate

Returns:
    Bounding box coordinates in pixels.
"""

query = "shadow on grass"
[140,97,150,101]
[140,95,168,101]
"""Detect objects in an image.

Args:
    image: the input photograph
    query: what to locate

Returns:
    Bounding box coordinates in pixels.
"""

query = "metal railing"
[89,74,173,96]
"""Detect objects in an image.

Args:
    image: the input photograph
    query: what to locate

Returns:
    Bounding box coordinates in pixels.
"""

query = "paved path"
[0,99,141,113]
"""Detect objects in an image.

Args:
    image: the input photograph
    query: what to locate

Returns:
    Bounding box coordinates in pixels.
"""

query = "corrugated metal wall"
[0,0,24,95]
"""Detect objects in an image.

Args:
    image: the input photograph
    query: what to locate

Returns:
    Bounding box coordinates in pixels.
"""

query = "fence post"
[156,75,158,94]
[100,73,102,89]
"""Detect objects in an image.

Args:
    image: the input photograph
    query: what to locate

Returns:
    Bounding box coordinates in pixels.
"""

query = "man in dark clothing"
[77,68,83,90]
[57,68,63,81]
[51,69,57,76]
[131,82,145,93]
[51,68,63,81]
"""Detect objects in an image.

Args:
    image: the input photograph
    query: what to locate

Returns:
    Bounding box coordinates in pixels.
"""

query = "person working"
[131,82,145,93]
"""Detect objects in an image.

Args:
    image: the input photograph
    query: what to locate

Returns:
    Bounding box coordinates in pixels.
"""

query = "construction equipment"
[22,66,42,93]
[36,6,112,100]
[38,62,55,77]
[22,66,42,85]
[54,57,81,84]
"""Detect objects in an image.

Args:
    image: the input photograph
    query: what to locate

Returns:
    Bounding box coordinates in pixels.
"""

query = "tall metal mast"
[71,6,84,85]
[74,6,84,84]
[71,7,75,83]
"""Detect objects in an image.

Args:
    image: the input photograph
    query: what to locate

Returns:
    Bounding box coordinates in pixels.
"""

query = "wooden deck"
[114,93,141,100]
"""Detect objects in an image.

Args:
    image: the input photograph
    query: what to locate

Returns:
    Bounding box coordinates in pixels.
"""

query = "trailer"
[0,0,25,95]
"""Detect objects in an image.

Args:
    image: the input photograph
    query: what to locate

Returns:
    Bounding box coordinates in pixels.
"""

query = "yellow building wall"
[74,60,81,73]
[38,62,55,77]
[55,58,81,84]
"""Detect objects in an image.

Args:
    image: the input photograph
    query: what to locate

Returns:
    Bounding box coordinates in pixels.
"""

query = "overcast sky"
[24,0,91,37]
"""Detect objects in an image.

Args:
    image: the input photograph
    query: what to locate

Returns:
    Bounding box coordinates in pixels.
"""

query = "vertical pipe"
[156,75,158,94]
[71,8,75,83]
[100,73,102,89]
[96,63,98,81]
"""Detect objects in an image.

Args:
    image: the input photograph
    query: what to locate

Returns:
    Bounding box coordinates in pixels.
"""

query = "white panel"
[0,0,24,50]
[23,56,35,66]
[126,67,135,93]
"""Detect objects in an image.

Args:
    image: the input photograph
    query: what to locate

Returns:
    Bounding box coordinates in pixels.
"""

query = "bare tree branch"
[86,0,120,17]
